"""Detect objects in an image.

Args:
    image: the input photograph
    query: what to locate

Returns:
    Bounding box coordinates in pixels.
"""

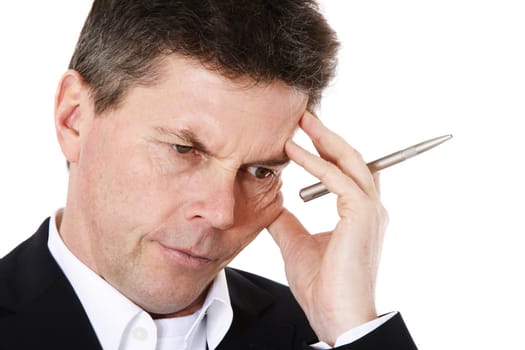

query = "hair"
[69,0,339,114]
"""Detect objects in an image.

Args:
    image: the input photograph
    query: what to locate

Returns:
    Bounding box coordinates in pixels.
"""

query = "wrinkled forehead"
[125,56,308,163]
[165,76,306,164]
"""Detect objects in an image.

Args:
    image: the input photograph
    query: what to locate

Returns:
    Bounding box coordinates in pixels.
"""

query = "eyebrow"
[155,126,290,167]
[248,154,290,168]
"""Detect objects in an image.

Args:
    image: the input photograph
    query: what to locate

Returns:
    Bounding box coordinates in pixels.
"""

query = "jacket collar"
[219,268,299,350]
[0,218,59,310]
[0,218,103,349]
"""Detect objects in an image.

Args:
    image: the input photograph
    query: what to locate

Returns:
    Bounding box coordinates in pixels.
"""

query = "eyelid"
[172,144,194,153]
[171,143,204,159]
[246,165,279,179]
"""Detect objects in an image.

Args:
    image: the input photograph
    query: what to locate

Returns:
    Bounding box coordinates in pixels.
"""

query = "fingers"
[299,112,378,197]
[286,140,366,202]
[267,208,309,254]
[373,172,381,197]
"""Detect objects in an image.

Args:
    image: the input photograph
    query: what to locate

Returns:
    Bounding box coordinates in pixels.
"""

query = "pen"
[299,134,453,202]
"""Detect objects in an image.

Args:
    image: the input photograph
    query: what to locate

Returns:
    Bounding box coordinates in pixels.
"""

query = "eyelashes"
[172,144,195,154]
[171,144,277,181]
[246,166,276,179]
[171,143,204,160]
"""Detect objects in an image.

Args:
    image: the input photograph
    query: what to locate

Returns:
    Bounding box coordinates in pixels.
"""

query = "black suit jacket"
[0,219,417,349]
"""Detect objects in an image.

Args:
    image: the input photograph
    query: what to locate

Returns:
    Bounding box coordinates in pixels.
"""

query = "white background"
[1,1,524,349]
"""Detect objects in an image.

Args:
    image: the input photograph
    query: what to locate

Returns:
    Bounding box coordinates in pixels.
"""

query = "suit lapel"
[0,219,102,349]
[216,268,297,350]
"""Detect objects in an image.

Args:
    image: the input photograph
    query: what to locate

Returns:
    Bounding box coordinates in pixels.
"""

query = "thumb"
[267,208,309,255]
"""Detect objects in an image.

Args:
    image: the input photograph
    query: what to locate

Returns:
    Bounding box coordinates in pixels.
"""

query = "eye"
[247,166,275,179]
[172,144,194,154]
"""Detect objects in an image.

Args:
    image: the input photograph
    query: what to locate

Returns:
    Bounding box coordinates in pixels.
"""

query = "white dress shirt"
[47,211,393,349]
[47,211,233,350]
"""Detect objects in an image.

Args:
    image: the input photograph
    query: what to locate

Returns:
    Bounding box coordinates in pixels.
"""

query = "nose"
[184,169,236,230]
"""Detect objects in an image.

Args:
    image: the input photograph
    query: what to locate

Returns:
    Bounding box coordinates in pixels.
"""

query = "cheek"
[223,190,284,260]
[236,184,284,235]
[250,177,284,214]
[108,141,175,205]
[79,138,169,239]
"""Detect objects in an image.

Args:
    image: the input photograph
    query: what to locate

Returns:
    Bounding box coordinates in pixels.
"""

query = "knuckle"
[318,162,341,183]
[348,146,364,162]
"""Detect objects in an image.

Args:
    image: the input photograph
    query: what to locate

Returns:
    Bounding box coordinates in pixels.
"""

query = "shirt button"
[132,327,148,341]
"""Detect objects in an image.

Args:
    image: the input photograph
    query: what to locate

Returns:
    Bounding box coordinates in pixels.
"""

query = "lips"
[157,242,214,269]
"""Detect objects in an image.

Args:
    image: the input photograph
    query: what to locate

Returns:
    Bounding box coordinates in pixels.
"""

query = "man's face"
[67,57,307,315]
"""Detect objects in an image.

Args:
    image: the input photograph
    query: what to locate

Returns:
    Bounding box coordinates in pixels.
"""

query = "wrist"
[311,304,378,345]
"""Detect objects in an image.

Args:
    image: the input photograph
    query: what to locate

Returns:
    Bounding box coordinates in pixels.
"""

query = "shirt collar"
[47,210,233,350]
[197,267,233,349]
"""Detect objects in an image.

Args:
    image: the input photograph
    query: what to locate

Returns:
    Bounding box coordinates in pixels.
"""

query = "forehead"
[123,56,308,162]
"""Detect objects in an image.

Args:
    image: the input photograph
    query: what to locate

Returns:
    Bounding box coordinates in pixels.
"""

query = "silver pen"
[299,134,453,202]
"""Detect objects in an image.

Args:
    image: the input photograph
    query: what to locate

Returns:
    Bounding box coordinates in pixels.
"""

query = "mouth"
[157,242,214,269]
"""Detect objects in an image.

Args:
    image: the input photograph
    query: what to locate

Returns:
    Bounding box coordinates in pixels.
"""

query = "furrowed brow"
[155,126,210,154]
[248,153,290,168]
[155,126,289,167]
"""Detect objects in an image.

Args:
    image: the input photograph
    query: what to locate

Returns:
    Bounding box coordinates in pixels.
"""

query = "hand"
[267,111,388,345]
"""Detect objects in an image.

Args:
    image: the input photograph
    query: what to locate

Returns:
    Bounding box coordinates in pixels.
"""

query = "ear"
[54,70,93,165]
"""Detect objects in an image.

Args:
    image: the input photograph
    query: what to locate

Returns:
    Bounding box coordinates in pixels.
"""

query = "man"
[0,1,417,349]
